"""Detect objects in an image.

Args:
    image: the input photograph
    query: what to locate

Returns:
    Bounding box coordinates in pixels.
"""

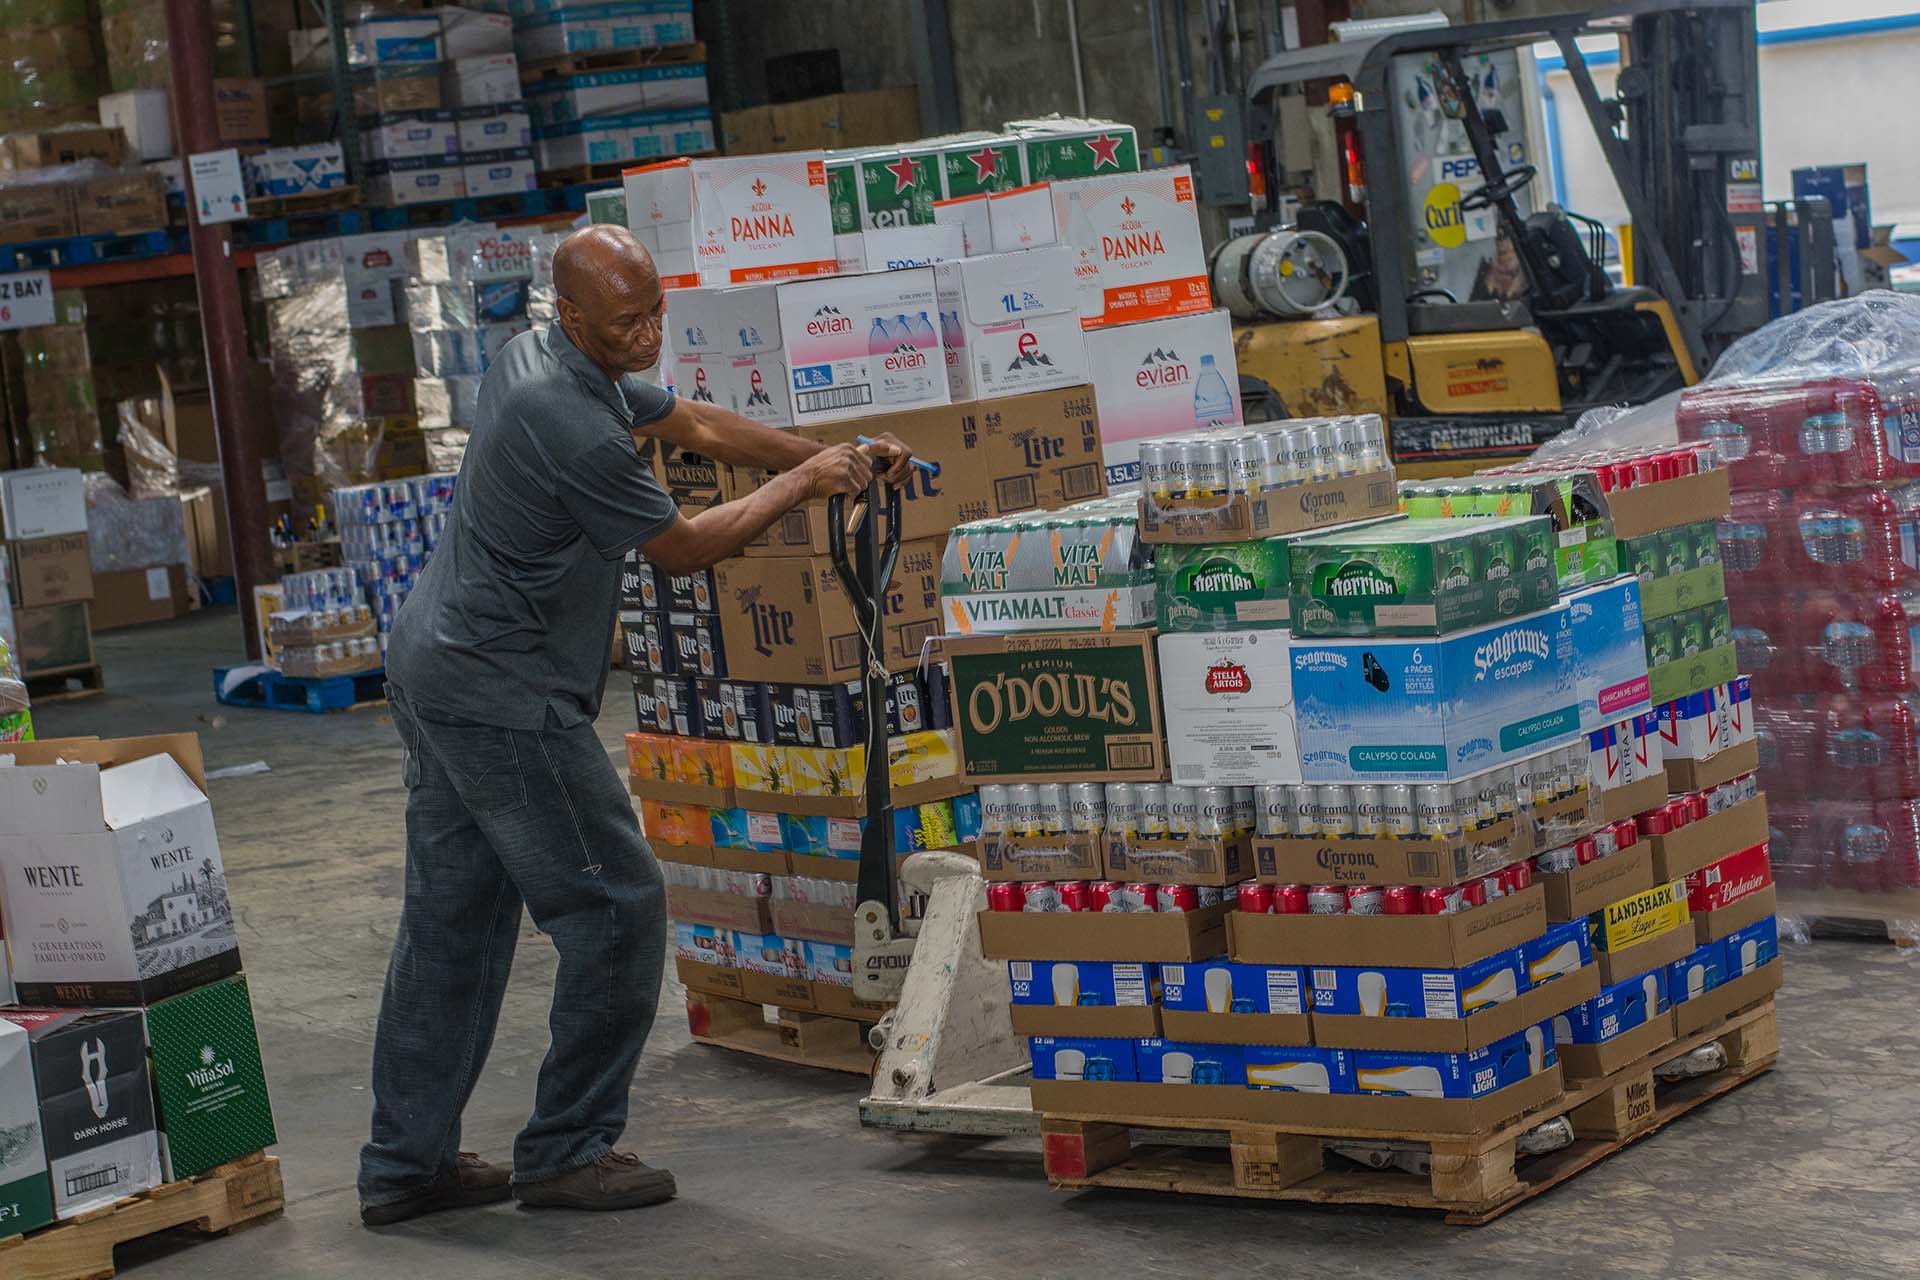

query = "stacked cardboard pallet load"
[0,0,105,134]
[961,411,1781,1216]
[0,733,281,1246]
[0,541,28,741]
[512,0,712,178]
[0,467,97,689]
[0,122,170,252]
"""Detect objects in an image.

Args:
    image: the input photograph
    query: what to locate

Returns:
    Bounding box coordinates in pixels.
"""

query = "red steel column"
[164,0,274,658]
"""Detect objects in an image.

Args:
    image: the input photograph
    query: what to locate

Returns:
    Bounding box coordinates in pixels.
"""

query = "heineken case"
[0,1016,53,1237]
[1289,515,1559,637]
[1011,117,1140,181]
[857,145,944,228]
[940,498,1153,635]
[939,135,1024,198]
[144,975,278,1181]
[0,1008,162,1220]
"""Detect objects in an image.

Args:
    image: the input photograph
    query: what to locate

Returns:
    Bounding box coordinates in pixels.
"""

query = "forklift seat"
[1405,298,1534,336]
[1537,284,1661,321]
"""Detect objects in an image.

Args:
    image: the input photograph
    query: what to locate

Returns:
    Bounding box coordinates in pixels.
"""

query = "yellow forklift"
[1216,0,1766,475]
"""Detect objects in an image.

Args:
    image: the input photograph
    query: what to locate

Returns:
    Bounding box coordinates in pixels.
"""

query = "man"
[359,225,911,1224]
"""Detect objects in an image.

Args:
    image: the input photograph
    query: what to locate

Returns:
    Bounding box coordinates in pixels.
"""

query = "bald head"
[552,224,667,379]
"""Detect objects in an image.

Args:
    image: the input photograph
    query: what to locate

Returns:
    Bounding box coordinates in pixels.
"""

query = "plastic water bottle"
[867,316,894,356]
[910,311,939,350]
[1193,353,1233,424]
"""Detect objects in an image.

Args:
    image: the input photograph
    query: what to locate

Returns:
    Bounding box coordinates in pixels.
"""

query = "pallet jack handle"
[827,477,904,928]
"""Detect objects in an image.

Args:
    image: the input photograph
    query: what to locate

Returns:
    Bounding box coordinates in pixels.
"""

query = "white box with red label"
[1053,164,1210,328]
[935,244,1087,401]
[666,283,790,427]
[1084,309,1242,485]
[774,268,949,427]
[989,182,1058,252]
[1157,629,1301,787]
[624,154,837,291]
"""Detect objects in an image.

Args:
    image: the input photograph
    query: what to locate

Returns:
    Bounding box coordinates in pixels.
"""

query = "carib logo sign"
[1421,156,1482,250]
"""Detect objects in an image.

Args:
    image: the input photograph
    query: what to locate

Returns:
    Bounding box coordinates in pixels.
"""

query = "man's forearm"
[641,469,815,572]
[645,397,821,472]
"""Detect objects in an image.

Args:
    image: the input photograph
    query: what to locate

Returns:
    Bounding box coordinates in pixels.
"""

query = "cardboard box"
[1,126,128,173]
[0,1009,162,1221]
[98,88,172,160]
[1289,516,1558,638]
[143,974,278,1180]
[1646,640,1738,707]
[1351,1023,1557,1100]
[1667,938,1726,1008]
[1650,793,1768,882]
[464,149,536,197]
[90,564,190,631]
[15,600,92,674]
[1007,959,1160,1037]
[1721,914,1779,979]
[1664,737,1760,794]
[712,537,942,685]
[1085,310,1244,484]
[1309,960,1601,1055]
[1231,884,1545,969]
[1605,468,1731,540]
[1158,959,1310,1045]
[978,832,1101,883]
[623,154,835,290]
[1255,818,1530,891]
[1290,608,1579,784]
[1673,957,1779,1037]
[945,629,1167,784]
[0,182,76,241]
[0,735,242,1005]
[246,143,349,198]
[1158,629,1300,787]
[445,53,521,108]
[774,267,949,427]
[675,951,745,1000]
[1,468,86,540]
[738,968,815,1011]
[1134,1037,1245,1086]
[666,884,773,934]
[1553,989,1675,1079]
[740,385,1108,558]
[455,107,528,154]
[1565,578,1652,733]
[1052,164,1209,328]
[1685,841,1772,916]
[977,900,1231,962]
[988,181,1057,251]
[665,282,791,428]
[440,4,514,57]
[1542,841,1657,922]
[1600,771,1669,826]
[935,245,1088,402]
[0,1015,53,1234]
[363,111,460,163]
[214,78,271,143]
[1694,880,1776,945]
[1137,467,1400,546]
[1029,1035,1137,1082]
[1595,916,1694,987]
[7,533,90,608]
[368,159,466,207]
[1103,832,1251,886]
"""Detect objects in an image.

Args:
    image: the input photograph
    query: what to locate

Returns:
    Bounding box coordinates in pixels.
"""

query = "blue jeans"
[358,684,667,1206]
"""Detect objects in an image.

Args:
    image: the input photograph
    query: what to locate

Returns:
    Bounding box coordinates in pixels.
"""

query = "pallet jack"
[826,471,1039,1136]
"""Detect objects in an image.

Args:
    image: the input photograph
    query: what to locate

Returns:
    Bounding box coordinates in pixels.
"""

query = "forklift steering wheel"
[1458,164,1538,212]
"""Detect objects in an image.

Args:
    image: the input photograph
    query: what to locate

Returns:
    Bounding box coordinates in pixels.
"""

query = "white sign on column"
[0,271,54,331]
[188,148,250,225]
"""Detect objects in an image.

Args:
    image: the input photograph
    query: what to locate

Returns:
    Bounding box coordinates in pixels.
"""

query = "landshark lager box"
[144,975,278,1180]
[1289,516,1558,637]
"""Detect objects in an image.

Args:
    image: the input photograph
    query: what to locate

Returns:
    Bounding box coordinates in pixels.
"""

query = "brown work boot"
[513,1151,677,1211]
[361,1152,513,1226]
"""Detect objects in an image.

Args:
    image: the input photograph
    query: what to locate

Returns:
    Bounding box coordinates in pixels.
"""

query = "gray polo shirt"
[386,322,679,729]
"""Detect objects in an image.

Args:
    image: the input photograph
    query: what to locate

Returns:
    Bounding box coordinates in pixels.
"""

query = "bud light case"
[1159,960,1307,1015]
[1553,968,1668,1044]
[1135,1038,1245,1085]
[1243,1044,1355,1093]
[1290,609,1580,783]
[1029,1035,1138,1081]
[1722,915,1779,977]
[1008,960,1155,1008]
[1523,920,1594,987]
[1353,1023,1554,1098]
[1310,950,1528,1019]
[1666,941,1726,1005]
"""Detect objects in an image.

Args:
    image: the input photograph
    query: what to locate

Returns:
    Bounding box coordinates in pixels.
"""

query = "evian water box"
[624,154,837,289]
[775,268,950,426]
[667,283,791,427]
[935,243,1088,401]
[0,741,241,1005]
[1086,309,1242,484]
[1052,163,1211,328]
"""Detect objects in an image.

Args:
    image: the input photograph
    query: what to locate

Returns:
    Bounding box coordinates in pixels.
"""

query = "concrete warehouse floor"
[24,608,1920,1279]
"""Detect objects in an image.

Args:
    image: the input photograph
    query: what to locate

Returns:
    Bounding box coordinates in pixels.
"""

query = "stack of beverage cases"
[1677,294,1920,917]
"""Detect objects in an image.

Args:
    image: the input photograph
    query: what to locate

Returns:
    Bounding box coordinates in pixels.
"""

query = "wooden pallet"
[0,1153,283,1280]
[1779,888,1920,945]
[244,185,361,220]
[1041,997,1778,1225]
[212,664,385,714]
[519,41,707,84]
[24,663,105,702]
[685,991,877,1076]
